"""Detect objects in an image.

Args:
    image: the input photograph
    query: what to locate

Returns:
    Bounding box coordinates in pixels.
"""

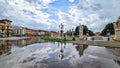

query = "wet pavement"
[0,38,120,68]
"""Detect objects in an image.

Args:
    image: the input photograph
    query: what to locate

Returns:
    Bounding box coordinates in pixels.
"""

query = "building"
[0,19,12,37]
[38,30,45,36]
[50,31,59,38]
[95,32,101,36]
[13,26,26,36]
[38,30,50,36]
[13,26,59,37]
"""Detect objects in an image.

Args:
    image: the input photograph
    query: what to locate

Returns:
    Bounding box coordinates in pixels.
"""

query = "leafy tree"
[88,30,94,36]
[101,23,115,36]
[83,25,88,35]
[74,25,94,36]
[74,26,79,35]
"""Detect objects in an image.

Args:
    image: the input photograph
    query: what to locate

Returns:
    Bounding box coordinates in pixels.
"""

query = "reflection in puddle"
[0,38,120,68]
[0,40,11,55]
[75,45,88,57]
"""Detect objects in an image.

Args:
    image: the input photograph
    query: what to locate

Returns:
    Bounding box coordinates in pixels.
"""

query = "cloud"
[69,0,75,3]
[0,0,58,30]
[0,0,120,32]
[68,0,120,32]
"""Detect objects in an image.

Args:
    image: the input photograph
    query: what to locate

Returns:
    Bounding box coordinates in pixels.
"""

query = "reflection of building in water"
[75,45,88,57]
[12,38,41,47]
[13,39,34,47]
[58,42,66,60]
[114,48,120,56]
[112,48,120,66]
[13,40,26,47]
[0,40,11,55]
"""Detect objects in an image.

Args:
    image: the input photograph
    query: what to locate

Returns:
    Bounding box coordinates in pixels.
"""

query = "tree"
[101,23,115,36]
[74,26,79,35]
[83,25,89,35]
[88,30,94,36]
[74,25,94,36]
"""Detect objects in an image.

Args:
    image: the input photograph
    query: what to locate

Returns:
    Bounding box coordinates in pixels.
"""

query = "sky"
[0,0,120,32]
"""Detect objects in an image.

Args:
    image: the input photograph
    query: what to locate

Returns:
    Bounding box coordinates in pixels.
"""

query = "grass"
[41,36,72,42]
[41,36,63,42]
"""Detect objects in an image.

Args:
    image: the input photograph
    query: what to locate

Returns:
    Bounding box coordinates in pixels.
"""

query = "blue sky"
[0,0,120,32]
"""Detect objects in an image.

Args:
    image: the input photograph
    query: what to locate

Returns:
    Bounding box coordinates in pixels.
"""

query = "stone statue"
[117,16,120,28]
[79,24,84,40]
[114,16,120,41]
[114,16,120,29]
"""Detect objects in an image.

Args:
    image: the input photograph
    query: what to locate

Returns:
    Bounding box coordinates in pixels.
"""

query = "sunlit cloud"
[0,0,120,32]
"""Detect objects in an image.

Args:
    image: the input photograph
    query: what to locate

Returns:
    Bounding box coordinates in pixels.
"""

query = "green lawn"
[41,36,72,42]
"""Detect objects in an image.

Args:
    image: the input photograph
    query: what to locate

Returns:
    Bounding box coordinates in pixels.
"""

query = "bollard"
[72,37,75,40]
[108,37,110,41]
[92,37,94,41]
[86,37,87,40]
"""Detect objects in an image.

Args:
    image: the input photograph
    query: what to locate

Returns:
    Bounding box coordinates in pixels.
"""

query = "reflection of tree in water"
[114,60,120,66]
[114,48,120,56]
[75,45,88,57]
[0,40,12,55]
[113,48,120,66]
[58,42,66,60]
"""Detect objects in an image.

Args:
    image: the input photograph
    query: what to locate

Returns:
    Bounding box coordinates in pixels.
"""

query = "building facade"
[13,26,26,36]
[0,19,12,37]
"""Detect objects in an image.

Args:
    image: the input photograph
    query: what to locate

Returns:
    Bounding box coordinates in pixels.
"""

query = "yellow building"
[25,28,33,36]
[0,19,12,37]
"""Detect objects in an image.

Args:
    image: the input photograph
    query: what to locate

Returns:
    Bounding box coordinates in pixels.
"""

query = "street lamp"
[59,23,64,40]
[86,31,89,40]
[107,29,111,41]
[72,28,75,40]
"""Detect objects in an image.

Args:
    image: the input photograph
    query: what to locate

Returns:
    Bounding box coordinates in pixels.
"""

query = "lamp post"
[72,28,75,40]
[59,23,64,40]
[107,29,110,41]
[86,31,89,40]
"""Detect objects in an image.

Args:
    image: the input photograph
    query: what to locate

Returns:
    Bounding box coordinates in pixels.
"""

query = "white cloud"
[69,0,75,3]
[67,0,120,32]
[0,0,120,32]
[42,0,56,4]
[0,0,58,30]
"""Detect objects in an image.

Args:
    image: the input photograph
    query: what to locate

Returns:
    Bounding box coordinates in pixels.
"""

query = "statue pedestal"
[114,29,120,41]
[79,36,84,40]
[113,17,120,41]
[79,24,84,40]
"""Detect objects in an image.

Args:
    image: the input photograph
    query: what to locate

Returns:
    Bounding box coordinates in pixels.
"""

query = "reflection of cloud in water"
[68,46,120,68]
[0,42,120,68]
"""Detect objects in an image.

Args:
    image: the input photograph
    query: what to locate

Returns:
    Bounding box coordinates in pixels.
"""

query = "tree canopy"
[101,23,115,36]
[74,25,94,36]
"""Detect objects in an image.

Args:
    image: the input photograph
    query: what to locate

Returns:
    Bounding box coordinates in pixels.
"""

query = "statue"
[79,24,84,40]
[114,16,120,41]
